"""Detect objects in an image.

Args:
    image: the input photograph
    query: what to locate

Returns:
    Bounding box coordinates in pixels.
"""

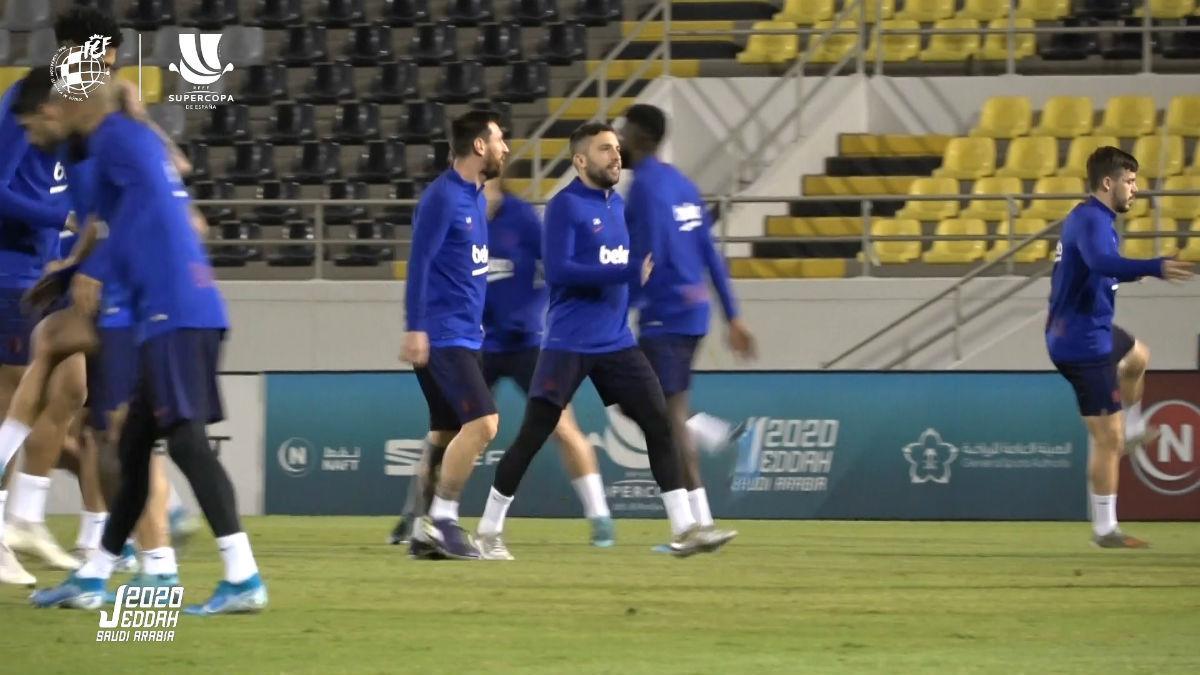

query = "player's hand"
[64,211,78,233]
[115,79,148,119]
[170,144,193,177]
[70,273,102,317]
[641,254,654,286]
[401,331,430,367]
[1161,258,1194,282]
[44,259,69,274]
[728,318,757,360]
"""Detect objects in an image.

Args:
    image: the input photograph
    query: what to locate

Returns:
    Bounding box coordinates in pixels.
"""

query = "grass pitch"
[2,518,1197,674]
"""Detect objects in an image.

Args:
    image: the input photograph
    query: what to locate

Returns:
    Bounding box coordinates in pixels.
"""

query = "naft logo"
[277,437,314,477]
[902,428,958,484]
[1131,400,1200,496]
[587,407,650,470]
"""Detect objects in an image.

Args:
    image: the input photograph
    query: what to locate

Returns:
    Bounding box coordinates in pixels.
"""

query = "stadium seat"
[250,0,303,28]
[319,0,367,28]
[382,0,431,26]
[267,103,318,145]
[191,180,235,222]
[1178,219,1200,262]
[267,221,316,267]
[1058,135,1121,178]
[19,28,57,66]
[145,26,190,67]
[202,104,251,146]
[1022,176,1084,220]
[1095,95,1158,137]
[475,23,523,65]
[980,18,1037,60]
[0,67,30,97]
[115,28,139,64]
[1163,17,1200,58]
[1187,152,1200,177]
[435,61,486,103]
[3,0,51,30]
[1123,217,1179,258]
[1131,135,1184,179]
[73,0,117,12]
[573,0,621,26]
[1164,96,1200,137]
[381,180,420,226]
[898,0,956,22]
[986,218,1051,262]
[353,139,409,183]
[1159,176,1200,219]
[922,219,987,263]
[253,180,302,224]
[324,181,371,225]
[280,26,329,66]
[148,104,186,141]
[933,137,996,179]
[960,176,1024,221]
[366,60,421,103]
[116,66,162,104]
[1014,0,1069,19]
[209,220,262,267]
[342,25,395,66]
[1109,18,1159,60]
[1128,176,1150,217]
[918,19,981,61]
[895,177,961,221]
[1041,18,1098,60]
[184,0,240,29]
[226,142,276,185]
[448,0,496,26]
[239,64,289,105]
[497,60,549,102]
[1145,0,1197,18]
[0,30,10,65]
[183,142,212,183]
[862,0,897,20]
[220,26,266,67]
[539,22,586,64]
[808,21,860,64]
[288,142,342,185]
[512,0,560,26]
[396,101,446,144]
[124,0,176,31]
[969,96,1033,139]
[332,102,382,144]
[995,136,1058,179]
[298,62,356,104]
[773,0,834,24]
[867,219,922,264]
[336,220,395,267]
[1076,0,1133,19]
[1031,96,1095,137]
[866,20,921,63]
[737,21,800,64]
[421,140,453,181]
[959,0,1009,20]
[410,23,459,65]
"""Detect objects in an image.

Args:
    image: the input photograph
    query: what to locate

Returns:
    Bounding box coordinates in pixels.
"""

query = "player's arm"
[404,193,453,333]
[543,197,638,286]
[624,183,662,302]
[700,208,756,358]
[1077,215,1165,282]
[0,97,72,230]
[113,79,192,176]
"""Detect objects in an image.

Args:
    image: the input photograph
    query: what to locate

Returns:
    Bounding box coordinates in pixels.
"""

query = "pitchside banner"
[264,372,1087,519]
[1118,372,1200,520]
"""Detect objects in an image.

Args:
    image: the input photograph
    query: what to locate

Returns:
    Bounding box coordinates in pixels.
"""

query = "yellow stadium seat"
[116,66,162,104]
[1128,177,1150,217]
[919,19,981,61]
[1014,0,1070,20]
[959,0,1010,20]
[729,258,848,278]
[961,176,1023,220]
[868,218,922,263]
[996,135,1059,179]
[623,21,735,42]
[1058,135,1121,178]
[1178,219,1200,262]
[922,218,988,263]
[932,136,997,179]
[896,177,961,220]
[0,67,30,97]
[866,20,921,63]
[1094,95,1158,138]
[970,96,1033,139]
[1160,176,1200,219]
[1164,95,1200,137]
[1146,0,1196,19]
[980,18,1037,60]
[1186,152,1200,177]
[1123,217,1179,259]
[1131,135,1184,179]
[548,96,634,119]
[1022,176,1085,220]
[737,21,801,64]
[897,0,956,22]
[1032,96,1095,138]
[808,20,860,63]
[840,0,896,21]
[774,0,835,25]
[987,218,1051,262]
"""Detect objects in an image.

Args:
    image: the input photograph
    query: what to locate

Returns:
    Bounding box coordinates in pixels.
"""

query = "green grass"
[2,518,1198,674]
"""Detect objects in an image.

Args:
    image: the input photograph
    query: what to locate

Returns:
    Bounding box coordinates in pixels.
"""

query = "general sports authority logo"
[50,34,112,102]
[902,428,958,484]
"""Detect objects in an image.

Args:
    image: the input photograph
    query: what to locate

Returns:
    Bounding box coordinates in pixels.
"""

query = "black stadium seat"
[124,0,176,31]
[325,181,371,225]
[447,0,495,26]
[381,0,430,26]
[288,141,342,185]
[201,104,250,146]
[226,141,276,185]
[409,23,458,65]
[475,23,523,65]
[239,64,289,105]
[267,221,316,267]
[280,25,329,66]
[332,102,382,144]
[184,0,240,29]
[435,61,486,103]
[342,24,395,66]
[250,0,304,28]
[268,103,318,145]
[538,22,585,64]
[254,180,302,224]
[365,60,421,103]
[319,0,366,28]
[1041,18,1098,60]
[511,0,559,26]
[396,101,446,144]
[353,139,408,183]
[298,62,357,103]
[497,60,548,103]
[573,0,619,26]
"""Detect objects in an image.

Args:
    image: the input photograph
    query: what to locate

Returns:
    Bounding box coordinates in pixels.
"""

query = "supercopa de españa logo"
[50,34,112,102]
[96,585,184,643]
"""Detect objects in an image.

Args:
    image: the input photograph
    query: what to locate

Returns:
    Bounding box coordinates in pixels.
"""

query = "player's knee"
[466,413,499,443]
[428,430,457,447]
[1121,341,1150,377]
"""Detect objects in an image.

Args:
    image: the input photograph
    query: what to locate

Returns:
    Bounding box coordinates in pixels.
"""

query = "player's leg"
[0,358,35,585]
[126,451,176,587]
[1113,327,1153,451]
[70,406,109,558]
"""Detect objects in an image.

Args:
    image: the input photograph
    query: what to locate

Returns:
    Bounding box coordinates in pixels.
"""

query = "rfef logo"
[1131,400,1200,496]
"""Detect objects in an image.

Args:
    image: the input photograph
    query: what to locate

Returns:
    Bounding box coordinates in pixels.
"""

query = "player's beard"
[1115,193,1133,213]
[586,161,620,189]
[480,149,504,180]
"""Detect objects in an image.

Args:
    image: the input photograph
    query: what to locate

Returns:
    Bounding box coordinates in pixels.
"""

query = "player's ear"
[473,136,486,158]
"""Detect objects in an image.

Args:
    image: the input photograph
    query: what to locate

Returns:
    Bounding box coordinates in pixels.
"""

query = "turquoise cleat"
[114,543,140,573]
[589,516,615,548]
[183,574,268,615]
[169,508,201,549]
[30,573,108,609]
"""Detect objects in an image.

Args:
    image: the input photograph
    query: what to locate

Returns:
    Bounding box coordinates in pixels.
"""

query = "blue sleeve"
[65,159,96,220]
[624,183,661,303]
[77,226,111,282]
[543,197,636,287]
[1077,215,1162,281]
[404,190,452,331]
[701,209,739,320]
[0,90,71,230]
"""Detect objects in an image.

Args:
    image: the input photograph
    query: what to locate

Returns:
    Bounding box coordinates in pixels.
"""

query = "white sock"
[76,511,109,549]
[661,488,697,536]
[1124,401,1144,439]
[166,486,184,513]
[687,413,733,454]
[429,496,459,523]
[0,490,7,540]
[571,473,610,519]
[0,419,31,474]
[478,487,513,535]
[1091,492,1118,536]
[141,547,178,576]
[216,532,259,584]
[688,488,714,528]
[10,472,50,523]
[77,546,118,580]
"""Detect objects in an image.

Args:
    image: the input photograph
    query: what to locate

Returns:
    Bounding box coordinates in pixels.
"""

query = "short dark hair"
[1086,146,1138,192]
[54,7,123,48]
[450,110,501,159]
[623,104,667,145]
[11,67,56,117]
[569,122,615,154]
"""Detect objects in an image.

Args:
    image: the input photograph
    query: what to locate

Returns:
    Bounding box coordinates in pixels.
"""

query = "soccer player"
[390,176,616,549]
[27,79,265,613]
[1046,146,1193,548]
[474,122,736,559]
[620,105,756,543]
[402,111,508,560]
